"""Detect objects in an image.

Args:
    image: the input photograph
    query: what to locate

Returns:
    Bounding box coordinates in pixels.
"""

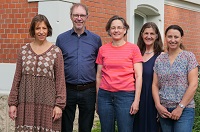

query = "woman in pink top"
[96,15,143,132]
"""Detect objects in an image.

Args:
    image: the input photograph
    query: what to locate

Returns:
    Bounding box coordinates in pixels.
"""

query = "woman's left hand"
[52,106,62,122]
[130,101,139,115]
[170,107,183,120]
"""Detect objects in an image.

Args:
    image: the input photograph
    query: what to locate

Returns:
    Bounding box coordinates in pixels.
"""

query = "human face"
[34,21,48,42]
[109,20,126,41]
[165,29,182,50]
[71,6,88,32]
[142,27,157,46]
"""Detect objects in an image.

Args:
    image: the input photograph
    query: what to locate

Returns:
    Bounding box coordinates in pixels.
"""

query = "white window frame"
[165,0,200,12]
[134,11,147,44]
[135,10,147,23]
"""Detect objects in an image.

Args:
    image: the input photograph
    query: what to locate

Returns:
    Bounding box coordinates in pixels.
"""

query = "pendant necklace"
[144,51,154,54]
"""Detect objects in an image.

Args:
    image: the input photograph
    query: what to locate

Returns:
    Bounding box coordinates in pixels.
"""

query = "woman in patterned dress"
[8,14,66,132]
[152,25,198,132]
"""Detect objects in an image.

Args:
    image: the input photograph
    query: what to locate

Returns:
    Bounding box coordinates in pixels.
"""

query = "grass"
[92,120,101,132]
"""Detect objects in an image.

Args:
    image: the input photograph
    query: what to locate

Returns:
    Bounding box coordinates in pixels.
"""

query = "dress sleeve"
[8,49,22,106]
[54,48,66,110]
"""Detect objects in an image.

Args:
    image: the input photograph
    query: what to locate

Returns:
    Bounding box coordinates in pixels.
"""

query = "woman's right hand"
[9,106,17,120]
[156,104,171,118]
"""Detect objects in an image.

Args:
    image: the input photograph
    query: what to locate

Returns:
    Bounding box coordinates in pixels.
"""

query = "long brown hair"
[137,22,163,55]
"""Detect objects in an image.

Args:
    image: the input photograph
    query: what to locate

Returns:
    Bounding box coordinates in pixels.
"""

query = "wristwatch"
[178,103,185,109]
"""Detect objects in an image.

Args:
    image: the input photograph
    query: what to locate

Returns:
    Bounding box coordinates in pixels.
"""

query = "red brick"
[164,5,200,63]
[1,1,200,63]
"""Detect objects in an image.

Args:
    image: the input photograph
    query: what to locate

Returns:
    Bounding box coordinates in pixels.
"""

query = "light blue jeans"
[159,108,195,132]
[97,88,135,132]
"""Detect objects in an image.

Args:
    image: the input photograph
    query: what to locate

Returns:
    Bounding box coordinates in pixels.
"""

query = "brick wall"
[1,1,199,64]
[82,0,126,44]
[0,0,38,63]
[164,5,200,63]
[0,0,126,63]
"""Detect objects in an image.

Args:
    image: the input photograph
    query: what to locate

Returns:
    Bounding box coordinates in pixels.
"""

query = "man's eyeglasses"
[72,14,87,19]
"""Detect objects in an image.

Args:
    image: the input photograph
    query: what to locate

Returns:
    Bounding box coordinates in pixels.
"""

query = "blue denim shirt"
[56,28,102,84]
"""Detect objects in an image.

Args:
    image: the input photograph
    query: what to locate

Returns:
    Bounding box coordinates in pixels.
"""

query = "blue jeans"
[159,108,194,132]
[62,86,96,132]
[98,88,135,132]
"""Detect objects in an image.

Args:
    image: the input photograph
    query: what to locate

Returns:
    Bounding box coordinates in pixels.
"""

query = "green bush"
[193,68,200,131]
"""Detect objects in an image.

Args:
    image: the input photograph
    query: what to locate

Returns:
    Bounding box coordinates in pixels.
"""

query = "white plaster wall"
[165,0,200,12]
[126,0,164,43]
[0,63,16,94]
[183,0,200,5]
[38,1,74,43]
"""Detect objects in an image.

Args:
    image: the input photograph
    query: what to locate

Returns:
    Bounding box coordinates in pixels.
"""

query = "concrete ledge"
[0,94,15,132]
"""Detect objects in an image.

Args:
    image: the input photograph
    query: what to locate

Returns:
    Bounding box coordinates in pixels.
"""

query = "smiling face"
[34,21,48,42]
[109,20,126,41]
[142,27,157,46]
[70,5,88,33]
[165,29,182,50]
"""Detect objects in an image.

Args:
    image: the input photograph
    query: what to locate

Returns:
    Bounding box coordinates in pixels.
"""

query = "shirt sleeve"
[132,45,143,63]
[8,49,22,106]
[97,36,102,49]
[96,47,103,65]
[54,48,66,110]
[153,55,160,74]
[187,52,199,72]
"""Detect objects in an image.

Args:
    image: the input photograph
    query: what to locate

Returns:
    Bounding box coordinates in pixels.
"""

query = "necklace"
[144,51,154,54]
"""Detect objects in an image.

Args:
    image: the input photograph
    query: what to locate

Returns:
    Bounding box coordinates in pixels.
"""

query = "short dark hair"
[70,3,88,15]
[137,22,163,55]
[165,25,185,50]
[29,14,52,38]
[105,15,129,36]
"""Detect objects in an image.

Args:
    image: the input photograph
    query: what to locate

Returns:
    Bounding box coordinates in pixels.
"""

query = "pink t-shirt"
[96,42,143,92]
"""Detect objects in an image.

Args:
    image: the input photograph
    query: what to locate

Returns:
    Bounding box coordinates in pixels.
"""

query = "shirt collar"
[70,28,88,36]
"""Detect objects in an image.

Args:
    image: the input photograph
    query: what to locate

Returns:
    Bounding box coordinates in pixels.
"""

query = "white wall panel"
[38,1,74,43]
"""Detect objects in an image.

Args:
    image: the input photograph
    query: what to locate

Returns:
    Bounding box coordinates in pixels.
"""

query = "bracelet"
[178,103,185,109]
